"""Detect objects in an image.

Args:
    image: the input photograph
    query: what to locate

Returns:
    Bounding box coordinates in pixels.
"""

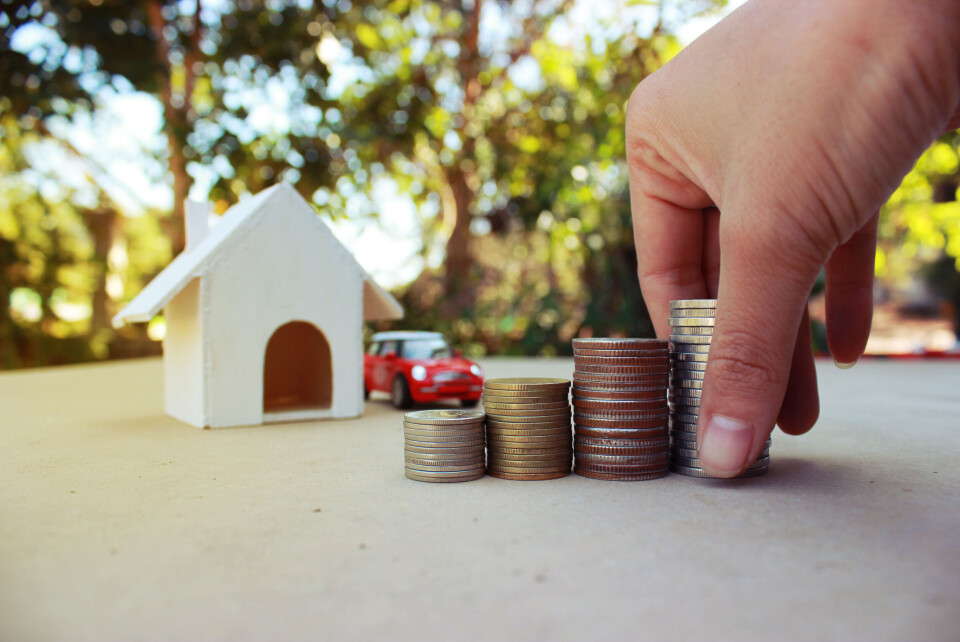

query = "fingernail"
[834,359,858,370]
[699,415,753,476]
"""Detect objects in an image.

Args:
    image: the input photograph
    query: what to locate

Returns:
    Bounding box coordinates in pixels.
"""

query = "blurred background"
[1,0,958,370]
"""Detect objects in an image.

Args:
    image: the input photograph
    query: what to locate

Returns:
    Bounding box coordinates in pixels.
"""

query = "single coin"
[671,361,707,372]
[483,377,570,391]
[405,462,486,473]
[484,413,571,424]
[573,460,671,475]
[487,463,571,474]
[673,370,706,380]
[575,363,670,375]
[669,464,769,479]
[405,453,485,466]
[572,398,667,411]
[670,342,712,354]
[487,433,573,442]
[574,452,670,466]
[574,412,668,427]
[573,388,665,401]
[669,447,770,460]
[573,348,670,358]
[403,409,486,425]
[572,338,668,351]
[575,434,670,449]
[671,351,710,363]
[573,355,670,367]
[669,334,713,345]
[670,308,717,318]
[669,299,717,309]
[487,470,570,481]
[486,419,571,431]
[482,392,569,404]
[671,455,771,469]
[669,390,703,402]
[668,402,701,414]
[672,379,704,390]
[574,425,669,440]
[672,412,700,424]
[574,468,669,481]
[482,400,569,411]
[487,457,572,469]
[492,445,572,456]
[405,469,485,483]
[669,325,715,336]
[668,317,717,327]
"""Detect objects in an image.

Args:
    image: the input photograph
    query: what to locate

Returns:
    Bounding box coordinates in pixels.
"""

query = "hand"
[626,0,960,477]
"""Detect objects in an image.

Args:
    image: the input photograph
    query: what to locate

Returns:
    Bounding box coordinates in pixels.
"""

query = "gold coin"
[483,377,570,391]
[486,419,571,430]
[482,400,569,411]
[487,463,571,474]
[487,470,570,481]
[483,413,571,424]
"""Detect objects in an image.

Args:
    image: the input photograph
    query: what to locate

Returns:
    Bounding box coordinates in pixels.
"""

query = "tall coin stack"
[571,338,671,481]
[668,299,771,478]
[403,409,486,482]
[482,378,572,481]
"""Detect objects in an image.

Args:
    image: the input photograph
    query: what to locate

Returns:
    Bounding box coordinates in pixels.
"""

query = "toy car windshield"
[402,338,453,360]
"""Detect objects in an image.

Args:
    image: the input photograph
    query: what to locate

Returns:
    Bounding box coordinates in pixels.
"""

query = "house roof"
[113,184,403,328]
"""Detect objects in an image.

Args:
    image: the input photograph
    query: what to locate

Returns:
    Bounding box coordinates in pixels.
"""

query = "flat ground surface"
[2,358,958,641]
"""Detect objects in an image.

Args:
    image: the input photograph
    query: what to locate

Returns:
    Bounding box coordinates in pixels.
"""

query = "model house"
[113,183,403,428]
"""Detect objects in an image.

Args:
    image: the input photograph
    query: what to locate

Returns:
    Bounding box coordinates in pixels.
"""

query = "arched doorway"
[263,321,333,414]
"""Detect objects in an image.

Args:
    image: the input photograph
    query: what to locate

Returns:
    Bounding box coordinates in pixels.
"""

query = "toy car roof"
[370,331,445,341]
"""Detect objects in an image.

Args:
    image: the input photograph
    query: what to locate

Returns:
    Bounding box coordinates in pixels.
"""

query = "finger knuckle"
[708,328,786,392]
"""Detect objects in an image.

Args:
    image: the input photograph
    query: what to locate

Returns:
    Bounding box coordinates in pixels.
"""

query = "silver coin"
[669,464,769,479]
[669,385,703,396]
[669,325,715,336]
[670,343,711,355]
[404,409,486,425]
[669,334,713,345]
[670,308,717,318]
[668,317,717,327]
[671,361,707,372]
[671,369,706,380]
[673,379,704,390]
[672,454,771,468]
[669,299,717,309]
[671,351,710,363]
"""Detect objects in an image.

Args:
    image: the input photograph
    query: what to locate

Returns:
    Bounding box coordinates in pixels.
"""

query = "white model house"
[113,183,403,428]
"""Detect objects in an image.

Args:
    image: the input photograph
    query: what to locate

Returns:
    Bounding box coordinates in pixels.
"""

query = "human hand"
[626,0,960,477]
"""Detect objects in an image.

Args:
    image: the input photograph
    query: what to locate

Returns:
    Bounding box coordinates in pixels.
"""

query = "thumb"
[697,215,825,478]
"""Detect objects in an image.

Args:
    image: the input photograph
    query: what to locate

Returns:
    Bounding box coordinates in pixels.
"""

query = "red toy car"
[364,331,484,409]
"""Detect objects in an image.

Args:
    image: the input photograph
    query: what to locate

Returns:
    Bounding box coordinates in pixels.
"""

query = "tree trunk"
[443,167,474,295]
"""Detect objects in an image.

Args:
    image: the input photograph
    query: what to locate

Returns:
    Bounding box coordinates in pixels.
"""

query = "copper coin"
[572,398,668,411]
[487,434,571,445]
[487,463,571,474]
[573,388,665,401]
[574,371,668,382]
[574,409,670,422]
[484,413,571,424]
[575,364,670,375]
[574,354,670,365]
[487,470,570,481]
[574,468,669,481]
[492,445,571,456]
[486,419,571,431]
[574,443,669,457]
[574,425,669,440]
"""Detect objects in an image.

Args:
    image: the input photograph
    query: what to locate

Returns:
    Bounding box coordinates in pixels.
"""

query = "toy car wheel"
[391,375,413,409]
[363,383,370,400]
[460,399,479,408]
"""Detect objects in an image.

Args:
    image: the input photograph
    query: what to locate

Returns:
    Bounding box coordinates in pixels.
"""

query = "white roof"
[113,184,403,328]
[371,331,444,341]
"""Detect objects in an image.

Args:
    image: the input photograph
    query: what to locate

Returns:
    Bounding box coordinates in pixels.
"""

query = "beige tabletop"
[1,358,958,641]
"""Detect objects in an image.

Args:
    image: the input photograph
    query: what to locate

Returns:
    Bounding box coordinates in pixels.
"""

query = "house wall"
[162,278,206,427]
[201,188,364,427]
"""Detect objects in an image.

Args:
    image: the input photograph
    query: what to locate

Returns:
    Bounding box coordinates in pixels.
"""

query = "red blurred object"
[363,331,484,409]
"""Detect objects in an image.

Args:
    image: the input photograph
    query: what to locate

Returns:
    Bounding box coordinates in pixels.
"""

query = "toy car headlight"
[411,365,428,381]
[470,364,483,377]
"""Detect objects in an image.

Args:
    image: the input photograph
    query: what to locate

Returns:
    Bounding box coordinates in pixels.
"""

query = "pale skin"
[626,0,960,477]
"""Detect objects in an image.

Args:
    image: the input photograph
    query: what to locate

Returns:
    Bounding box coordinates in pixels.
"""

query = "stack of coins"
[482,378,572,481]
[570,338,671,481]
[668,299,771,478]
[403,409,486,482]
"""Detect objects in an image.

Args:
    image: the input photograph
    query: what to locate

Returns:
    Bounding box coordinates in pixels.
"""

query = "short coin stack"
[482,378,572,480]
[403,409,486,482]
[668,299,771,478]
[571,338,671,481]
